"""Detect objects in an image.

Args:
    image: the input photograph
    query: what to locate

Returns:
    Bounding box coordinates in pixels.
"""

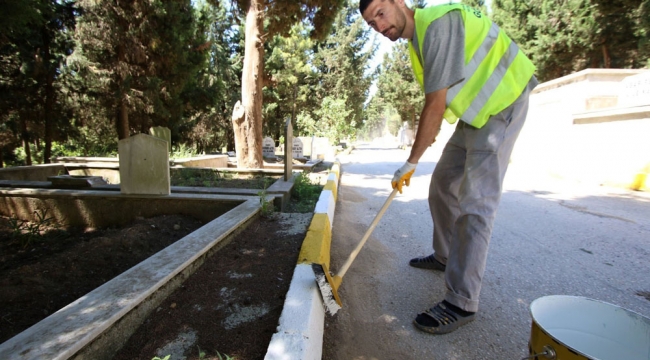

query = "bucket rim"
[529,295,650,360]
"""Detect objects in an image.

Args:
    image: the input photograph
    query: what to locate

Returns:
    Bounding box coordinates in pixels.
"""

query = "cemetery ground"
[0,167,327,359]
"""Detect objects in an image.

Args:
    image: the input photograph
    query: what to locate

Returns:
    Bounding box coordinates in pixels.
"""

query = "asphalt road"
[322,139,650,360]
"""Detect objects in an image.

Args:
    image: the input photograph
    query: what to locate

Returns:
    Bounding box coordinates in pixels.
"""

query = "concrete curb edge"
[264,161,341,360]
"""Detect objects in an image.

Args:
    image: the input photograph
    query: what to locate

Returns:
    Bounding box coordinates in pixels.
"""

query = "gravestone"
[284,119,292,181]
[263,137,275,158]
[48,175,108,189]
[118,133,170,195]
[298,137,313,157]
[311,137,330,160]
[292,138,304,159]
[619,72,650,107]
[149,126,172,152]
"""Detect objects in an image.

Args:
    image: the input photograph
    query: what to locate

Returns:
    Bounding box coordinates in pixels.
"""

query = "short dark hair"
[359,0,375,15]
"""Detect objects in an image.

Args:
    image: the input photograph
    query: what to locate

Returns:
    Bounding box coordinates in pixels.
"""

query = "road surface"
[322,139,650,360]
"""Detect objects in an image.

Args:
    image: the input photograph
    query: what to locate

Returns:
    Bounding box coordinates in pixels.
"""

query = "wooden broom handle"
[335,188,399,278]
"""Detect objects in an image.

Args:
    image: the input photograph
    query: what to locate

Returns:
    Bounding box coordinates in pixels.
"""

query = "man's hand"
[391,161,417,193]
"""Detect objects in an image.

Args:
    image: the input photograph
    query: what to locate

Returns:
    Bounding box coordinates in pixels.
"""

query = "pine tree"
[591,0,645,69]
[638,0,650,65]
[264,22,316,142]
[179,2,242,154]
[374,42,424,132]
[76,0,206,140]
[491,0,535,54]
[0,0,76,165]
[312,1,376,141]
[492,0,649,82]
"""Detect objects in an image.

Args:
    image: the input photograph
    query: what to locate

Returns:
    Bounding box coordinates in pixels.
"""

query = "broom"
[312,188,399,315]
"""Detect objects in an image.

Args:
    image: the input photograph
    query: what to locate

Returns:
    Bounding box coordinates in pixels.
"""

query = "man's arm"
[407,88,447,164]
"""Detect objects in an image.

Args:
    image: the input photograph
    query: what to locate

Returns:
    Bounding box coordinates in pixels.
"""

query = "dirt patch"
[113,213,312,360]
[0,210,312,360]
[0,214,206,344]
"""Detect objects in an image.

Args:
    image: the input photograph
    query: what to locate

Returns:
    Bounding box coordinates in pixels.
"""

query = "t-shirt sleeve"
[419,10,465,95]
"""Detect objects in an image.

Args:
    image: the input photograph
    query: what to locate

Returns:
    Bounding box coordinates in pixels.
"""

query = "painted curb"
[265,161,341,360]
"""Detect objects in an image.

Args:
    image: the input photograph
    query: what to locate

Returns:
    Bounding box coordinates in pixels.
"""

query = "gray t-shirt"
[411,10,465,95]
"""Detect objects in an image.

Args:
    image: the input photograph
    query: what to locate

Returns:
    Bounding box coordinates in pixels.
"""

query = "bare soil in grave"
[0,211,313,360]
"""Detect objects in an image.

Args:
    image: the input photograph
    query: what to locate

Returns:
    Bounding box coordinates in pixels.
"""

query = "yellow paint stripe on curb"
[324,181,337,200]
[330,162,341,179]
[298,213,332,267]
[329,162,341,184]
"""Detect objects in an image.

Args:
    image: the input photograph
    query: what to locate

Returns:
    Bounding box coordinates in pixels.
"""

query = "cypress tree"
[230,0,344,168]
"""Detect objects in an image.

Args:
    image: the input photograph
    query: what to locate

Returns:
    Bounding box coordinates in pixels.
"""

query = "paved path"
[322,140,650,360]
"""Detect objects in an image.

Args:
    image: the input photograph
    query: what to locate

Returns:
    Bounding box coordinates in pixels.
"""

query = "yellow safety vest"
[408,4,536,128]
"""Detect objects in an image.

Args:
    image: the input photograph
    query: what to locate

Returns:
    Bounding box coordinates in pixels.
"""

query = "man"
[360,0,537,334]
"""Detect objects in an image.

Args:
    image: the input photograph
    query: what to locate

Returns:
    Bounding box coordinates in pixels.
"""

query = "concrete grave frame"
[0,191,264,359]
[0,158,346,359]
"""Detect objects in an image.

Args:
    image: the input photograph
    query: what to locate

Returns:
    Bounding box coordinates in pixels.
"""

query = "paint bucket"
[527,295,650,359]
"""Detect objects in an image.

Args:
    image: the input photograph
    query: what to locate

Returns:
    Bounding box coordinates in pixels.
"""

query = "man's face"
[362,0,407,42]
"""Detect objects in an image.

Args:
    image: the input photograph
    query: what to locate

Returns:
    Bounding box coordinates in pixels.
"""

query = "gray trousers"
[428,80,536,312]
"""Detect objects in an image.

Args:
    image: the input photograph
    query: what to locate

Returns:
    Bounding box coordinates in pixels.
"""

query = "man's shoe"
[409,254,446,271]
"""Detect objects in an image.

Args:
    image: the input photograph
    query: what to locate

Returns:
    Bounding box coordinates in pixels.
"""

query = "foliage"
[257,183,276,218]
[492,0,650,82]
[75,0,209,139]
[290,171,323,213]
[311,2,376,139]
[178,2,242,154]
[0,0,77,165]
[460,0,489,14]
[639,1,650,66]
[1,0,649,167]
[9,209,58,249]
[361,41,423,138]
[297,96,355,143]
[264,22,316,141]
[359,100,402,140]
[264,0,375,145]
[170,143,196,160]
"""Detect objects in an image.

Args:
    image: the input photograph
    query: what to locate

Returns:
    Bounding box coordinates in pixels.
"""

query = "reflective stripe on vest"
[408,4,536,128]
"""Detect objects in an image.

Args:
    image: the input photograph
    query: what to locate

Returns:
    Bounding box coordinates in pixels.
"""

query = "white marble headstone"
[292,138,303,159]
[262,137,275,158]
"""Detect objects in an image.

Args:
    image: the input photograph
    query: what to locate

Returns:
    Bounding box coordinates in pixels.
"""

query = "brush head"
[311,263,342,315]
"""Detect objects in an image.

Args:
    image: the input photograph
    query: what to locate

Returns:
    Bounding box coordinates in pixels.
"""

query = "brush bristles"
[312,263,341,315]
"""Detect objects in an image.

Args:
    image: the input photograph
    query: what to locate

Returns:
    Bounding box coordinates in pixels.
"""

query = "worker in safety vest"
[360,0,538,334]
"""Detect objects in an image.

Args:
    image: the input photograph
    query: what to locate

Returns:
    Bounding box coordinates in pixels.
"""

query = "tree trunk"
[602,44,611,68]
[116,90,130,139]
[21,118,32,166]
[43,28,54,164]
[116,44,130,140]
[232,0,264,169]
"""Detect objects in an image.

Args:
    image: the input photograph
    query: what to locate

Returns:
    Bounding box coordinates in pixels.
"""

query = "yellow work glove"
[391,161,417,194]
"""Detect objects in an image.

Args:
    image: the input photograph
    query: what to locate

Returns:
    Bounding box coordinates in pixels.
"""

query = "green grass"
[8,209,60,249]
[288,172,323,213]
[170,169,276,189]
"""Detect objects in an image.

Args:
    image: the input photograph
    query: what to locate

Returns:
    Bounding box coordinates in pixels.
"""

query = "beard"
[383,26,401,41]
[384,8,407,41]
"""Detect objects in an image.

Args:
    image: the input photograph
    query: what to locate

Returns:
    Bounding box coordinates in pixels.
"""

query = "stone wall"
[513,69,650,191]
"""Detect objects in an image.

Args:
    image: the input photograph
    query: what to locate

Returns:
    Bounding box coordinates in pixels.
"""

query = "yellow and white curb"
[265,162,341,360]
